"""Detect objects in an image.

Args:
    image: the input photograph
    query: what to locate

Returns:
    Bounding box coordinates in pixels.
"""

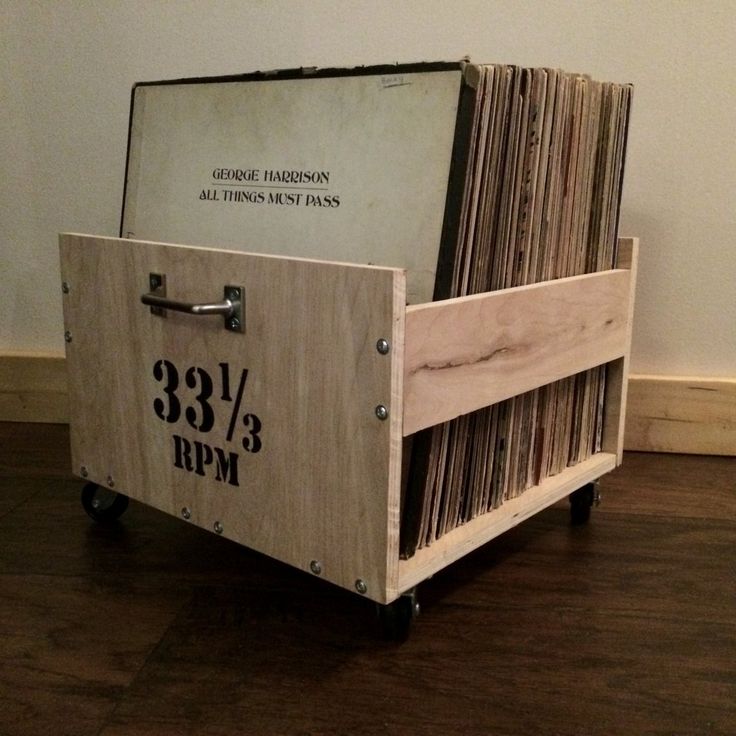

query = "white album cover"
[122,69,464,303]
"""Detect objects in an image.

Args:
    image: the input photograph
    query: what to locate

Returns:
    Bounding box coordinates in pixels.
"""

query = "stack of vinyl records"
[398,64,632,556]
[120,60,632,559]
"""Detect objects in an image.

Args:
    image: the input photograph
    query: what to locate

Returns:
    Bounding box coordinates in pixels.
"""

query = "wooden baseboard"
[624,375,736,456]
[1,355,734,456]
[0,354,69,423]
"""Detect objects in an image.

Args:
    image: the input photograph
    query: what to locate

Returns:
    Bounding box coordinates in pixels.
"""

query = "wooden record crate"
[59,233,638,605]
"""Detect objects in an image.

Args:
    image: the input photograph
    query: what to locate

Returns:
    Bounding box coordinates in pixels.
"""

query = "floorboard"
[0,422,734,735]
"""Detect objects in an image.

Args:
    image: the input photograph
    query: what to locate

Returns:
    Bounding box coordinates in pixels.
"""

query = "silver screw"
[80,466,89,478]
[413,601,421,617]
[61,281,70,294]
[228,318,240,330]
[376,338,390,355]
[309,560,322,576]
[355,579,368,595]
[181,507,191,520]
[106,475,115,488]
[375,404,389,421]
[64,331,73,343]
[214,521,224,535]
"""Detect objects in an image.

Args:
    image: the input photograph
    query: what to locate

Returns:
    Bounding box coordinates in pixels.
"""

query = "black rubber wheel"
[569,482,595,525]
[81,482,129,524]
[377,590,419,642]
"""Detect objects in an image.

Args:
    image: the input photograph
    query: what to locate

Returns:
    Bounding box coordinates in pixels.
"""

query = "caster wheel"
[81,482,129,524]
[377,588,420,642]
[569,481,599,525]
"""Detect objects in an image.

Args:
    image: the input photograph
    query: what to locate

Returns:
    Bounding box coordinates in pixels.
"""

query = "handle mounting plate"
[144,273,245,333]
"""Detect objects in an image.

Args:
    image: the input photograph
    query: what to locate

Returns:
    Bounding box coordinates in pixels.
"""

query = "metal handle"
[142,273,244,332]
[141,293,236,317]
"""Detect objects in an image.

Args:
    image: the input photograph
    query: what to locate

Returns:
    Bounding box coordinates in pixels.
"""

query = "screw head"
[228,318,240,329]
[64,331,73,343]
[355,579,368,595]
[214,521,224,535]
[376,338,390,355]
[80,466,89,478]
[309,560,322,576]
[375,404,389,421]
[181,507,191,520]
[61,281,70,294]
[106,475,115,488]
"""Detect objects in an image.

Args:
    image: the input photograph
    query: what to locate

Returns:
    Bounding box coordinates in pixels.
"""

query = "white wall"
[2,0,734,376]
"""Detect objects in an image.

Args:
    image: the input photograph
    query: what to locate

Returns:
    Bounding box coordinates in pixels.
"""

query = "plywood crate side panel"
[60,234,403,602]
[385,272,407,600]
[602,237,639,461]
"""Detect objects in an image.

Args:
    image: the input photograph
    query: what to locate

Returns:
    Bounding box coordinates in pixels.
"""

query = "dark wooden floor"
[0,422,734,736]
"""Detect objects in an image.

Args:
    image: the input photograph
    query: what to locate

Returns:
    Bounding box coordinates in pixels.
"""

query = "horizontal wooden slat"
[0,354,68,423]
[625,375,736,456]
[403,269,632,436]
[398,452,618,591]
